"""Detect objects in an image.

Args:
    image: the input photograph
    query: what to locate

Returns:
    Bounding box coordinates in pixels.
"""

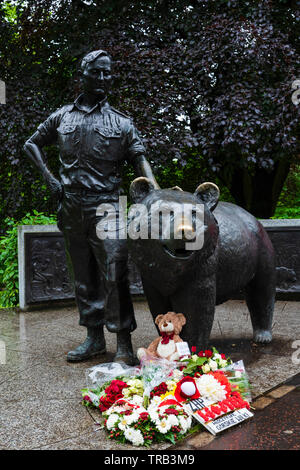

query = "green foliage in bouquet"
[181,347,232,377]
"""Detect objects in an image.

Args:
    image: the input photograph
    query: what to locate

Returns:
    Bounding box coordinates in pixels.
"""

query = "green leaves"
[0,212,57,308]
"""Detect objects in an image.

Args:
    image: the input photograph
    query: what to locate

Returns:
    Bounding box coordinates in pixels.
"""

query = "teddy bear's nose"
[163,322,168,327]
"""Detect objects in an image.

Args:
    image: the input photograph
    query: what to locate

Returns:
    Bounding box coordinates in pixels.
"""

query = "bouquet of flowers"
[180,346,232,377]
[81,347,253,446]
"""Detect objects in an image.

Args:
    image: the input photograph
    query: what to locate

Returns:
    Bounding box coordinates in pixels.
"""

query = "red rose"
[83,395,91,402]
[139,412,149,421]
[191,346,197,353]
[205,350,213,358]
[221,353,226,360]
[198,351,205,357]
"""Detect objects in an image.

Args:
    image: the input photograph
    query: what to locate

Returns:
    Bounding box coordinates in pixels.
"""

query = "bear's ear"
[130,177,156,203]
[170,186,183,191]
[176,313,186,326]
[155,314,164,325]
[194,182,220,211]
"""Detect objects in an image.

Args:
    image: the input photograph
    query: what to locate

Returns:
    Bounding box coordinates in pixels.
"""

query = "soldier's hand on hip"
[47,175,63,200]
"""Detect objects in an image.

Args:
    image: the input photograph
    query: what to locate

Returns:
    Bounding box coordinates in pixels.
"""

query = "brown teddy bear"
[137,312,186,361]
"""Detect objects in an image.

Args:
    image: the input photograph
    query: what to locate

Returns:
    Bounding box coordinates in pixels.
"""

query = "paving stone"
[252,396,275,410]
[267,385,295,399]
[0,299,299,450]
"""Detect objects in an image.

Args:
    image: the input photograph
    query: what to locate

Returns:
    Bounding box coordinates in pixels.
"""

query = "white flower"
[131,429,144,446]
[192,354,198,362]
[196,375,227,402]
[219,359,227,368]
[172,369,184,381]
[106,413,119,430]
[167,414,179,427]
[178,415,191,433]
[202,363,210,374]
[124,427,144,446]
[156,418,172,434]
[125,411,140,425]
[118,416,130,431]
[149,410,159,424]
[149,395,162,407]
[208,359,218,371]
[124,427,135,442]
[131,395,144,407]
[166,380,176,390]
[213,353,222,361]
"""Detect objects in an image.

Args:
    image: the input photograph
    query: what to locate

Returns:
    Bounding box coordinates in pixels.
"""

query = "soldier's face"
[82,56,112,98]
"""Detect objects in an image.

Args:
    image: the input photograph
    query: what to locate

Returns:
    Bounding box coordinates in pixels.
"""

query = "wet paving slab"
[0,299,299,450]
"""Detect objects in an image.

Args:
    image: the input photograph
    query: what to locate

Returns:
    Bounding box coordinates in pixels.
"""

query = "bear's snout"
[160,321,174,333]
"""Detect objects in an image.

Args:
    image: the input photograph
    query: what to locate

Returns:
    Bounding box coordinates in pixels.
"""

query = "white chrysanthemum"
[124,426,135,442]
[131,395,144,407]
[125,411,140,425]
[106,413,119,430]
[196,374,227,402]
[149,395,162,407]
[131,429,144,446]
[167,414,179,427]
[149,410,159,424]
[156,418,172,434]
[178,415,192,433]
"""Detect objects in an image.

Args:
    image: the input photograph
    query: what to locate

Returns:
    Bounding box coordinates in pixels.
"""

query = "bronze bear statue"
[128,177,275,349]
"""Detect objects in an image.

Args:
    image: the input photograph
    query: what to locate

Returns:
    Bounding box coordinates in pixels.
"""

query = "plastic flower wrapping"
[81,347,253,446]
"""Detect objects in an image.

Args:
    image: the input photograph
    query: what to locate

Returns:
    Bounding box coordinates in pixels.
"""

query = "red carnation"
[165,408,179,415]
[205,350,213,358]
[139,412,149,421]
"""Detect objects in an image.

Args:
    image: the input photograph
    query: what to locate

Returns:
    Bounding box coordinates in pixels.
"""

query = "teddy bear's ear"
[176,313,186,326]
[155,314,164,325]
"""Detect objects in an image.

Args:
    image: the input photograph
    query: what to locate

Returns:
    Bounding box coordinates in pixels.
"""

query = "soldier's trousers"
[58,190,136,333]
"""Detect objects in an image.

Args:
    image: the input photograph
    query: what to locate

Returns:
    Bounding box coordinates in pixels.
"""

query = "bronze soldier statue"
[24,50,159,365]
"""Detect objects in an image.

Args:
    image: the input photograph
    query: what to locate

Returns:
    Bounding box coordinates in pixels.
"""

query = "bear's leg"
[244,250,275,344]
[171,276,216,350]
[142,278,172,328]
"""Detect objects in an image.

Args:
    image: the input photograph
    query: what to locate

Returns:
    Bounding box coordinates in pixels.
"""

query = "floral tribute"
[81,347,252,447]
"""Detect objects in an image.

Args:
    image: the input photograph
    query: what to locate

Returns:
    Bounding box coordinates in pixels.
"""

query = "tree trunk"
[228,159,291,219]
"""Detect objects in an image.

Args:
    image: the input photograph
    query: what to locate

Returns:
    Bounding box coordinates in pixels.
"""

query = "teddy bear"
[137,312,186,362]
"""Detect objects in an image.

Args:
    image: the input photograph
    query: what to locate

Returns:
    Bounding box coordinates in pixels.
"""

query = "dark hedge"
[0,0,299,232]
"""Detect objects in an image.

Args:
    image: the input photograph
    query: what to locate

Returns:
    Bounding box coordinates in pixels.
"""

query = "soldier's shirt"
[30,94,145,194]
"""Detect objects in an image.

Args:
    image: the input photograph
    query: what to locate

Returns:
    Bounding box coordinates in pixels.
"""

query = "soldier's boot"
[66,326,106,362]
[113,330,137,366]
